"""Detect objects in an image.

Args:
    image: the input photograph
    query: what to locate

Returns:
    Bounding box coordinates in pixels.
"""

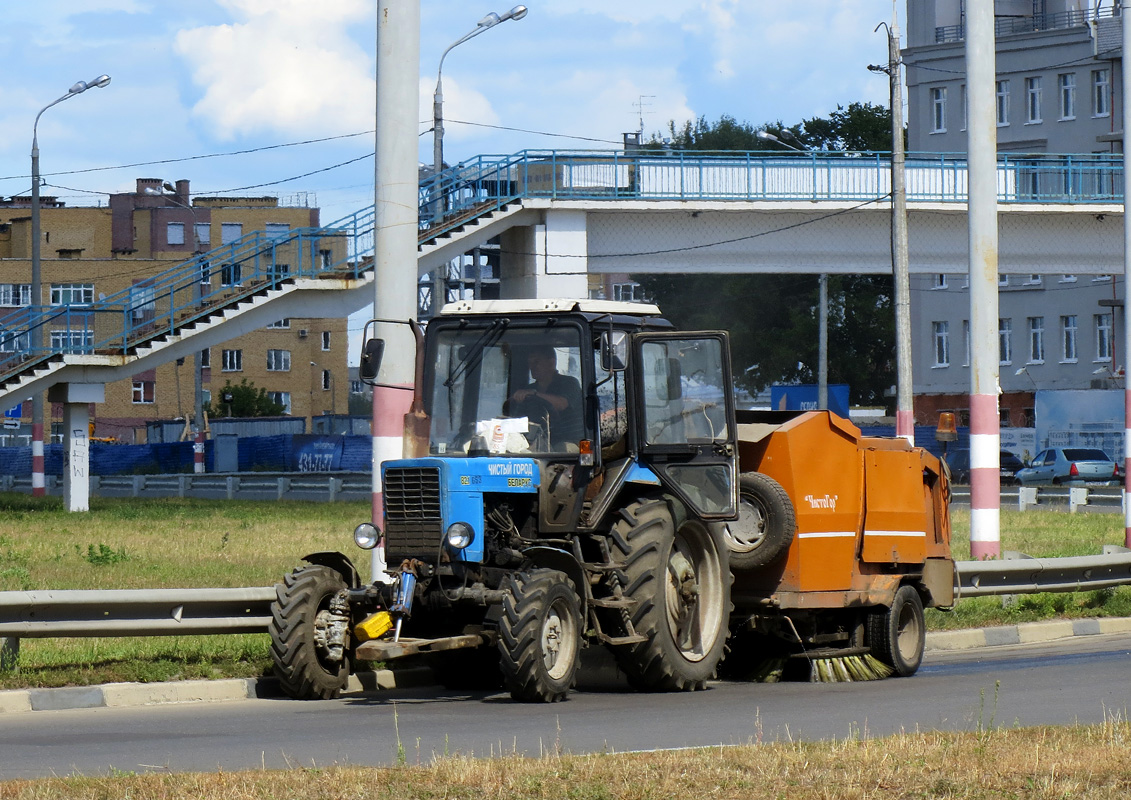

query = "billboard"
[769,384,851,419]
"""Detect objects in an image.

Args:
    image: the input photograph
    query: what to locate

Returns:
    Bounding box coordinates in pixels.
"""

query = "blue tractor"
[269,299,743,702]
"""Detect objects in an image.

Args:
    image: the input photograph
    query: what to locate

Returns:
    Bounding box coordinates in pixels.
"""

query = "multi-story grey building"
[903,0,1125,435]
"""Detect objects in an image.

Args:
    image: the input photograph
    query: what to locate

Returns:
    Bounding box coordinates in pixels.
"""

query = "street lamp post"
[431,6,527,222]
[29,75,111,496]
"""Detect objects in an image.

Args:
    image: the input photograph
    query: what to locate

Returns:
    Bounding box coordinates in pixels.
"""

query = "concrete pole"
[818,274,828,410]
[372,1,420,581]
[48,383,103,512]
[890,19,914,444]
[966,3,1001,559]
[1123,2,1131,547]
[30,141,45,497]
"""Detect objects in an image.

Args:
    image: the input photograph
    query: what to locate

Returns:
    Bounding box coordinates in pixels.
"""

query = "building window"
[267,349,291,372]
[319,249,333,269]
[50,329,93,353]
[995,80,1010,126]
[322,370,332,391]
[199,348,210,368]
[1059,274,1077,283]
[0,284,31,307]
[267,319,290,329]
[222,349,242,372]
[1096,313,1113,361]
[1061,315,1078,362]
[129,283,155,322]
[932,274,948,289]
[167,222,185,246]
[1027,274,1042,285]
[265,223,290,240]
[960,83,967,130]
[1058,73,1076,119]
[194,222,211,247]
[1093,69,1110,117]
[321,330,331,351]
[932,321,950,367]
[221,223,243,245]
[1027,317,1045,363]
[998,273,1009,287]
[132,380,155,404]
[999,318,1012,365]
[931,87,947,132]
[1095,274,1113,282]
[962,319,970,366]
[199,261,211,286]
[220,263,242,287]
[1025,76,1042,123]
[50,283,93,305]
[612,282,647,303]
[268,391,292,414]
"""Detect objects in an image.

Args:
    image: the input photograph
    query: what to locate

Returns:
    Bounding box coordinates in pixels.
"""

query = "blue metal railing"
[1,148,1127,390]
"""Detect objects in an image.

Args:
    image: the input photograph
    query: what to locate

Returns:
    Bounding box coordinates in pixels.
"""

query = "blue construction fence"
[0,434,374,477]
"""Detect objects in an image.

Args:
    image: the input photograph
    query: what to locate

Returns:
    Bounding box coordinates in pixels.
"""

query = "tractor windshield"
[426,322,588,457]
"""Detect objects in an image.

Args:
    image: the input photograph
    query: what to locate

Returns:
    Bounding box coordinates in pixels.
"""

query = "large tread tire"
[721,472,796,571]
[269,565,352,700]
[868,584,926,677]
[610,496,730,692]
[499,569,582,702]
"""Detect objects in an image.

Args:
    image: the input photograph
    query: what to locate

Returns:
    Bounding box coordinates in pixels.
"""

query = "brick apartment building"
[0,178,348,443]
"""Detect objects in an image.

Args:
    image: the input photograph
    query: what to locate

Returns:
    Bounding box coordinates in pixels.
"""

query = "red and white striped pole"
[372,1,420,581]
[30,419,45,497]
[966,2,1001,560]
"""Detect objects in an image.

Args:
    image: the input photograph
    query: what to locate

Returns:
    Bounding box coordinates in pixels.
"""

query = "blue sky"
[0,0,897,353]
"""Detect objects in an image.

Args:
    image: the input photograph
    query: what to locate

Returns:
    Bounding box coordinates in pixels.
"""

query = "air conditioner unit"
[298,329,308,339]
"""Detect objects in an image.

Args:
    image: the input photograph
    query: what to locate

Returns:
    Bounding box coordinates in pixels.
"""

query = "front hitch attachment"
[391,570,417,642]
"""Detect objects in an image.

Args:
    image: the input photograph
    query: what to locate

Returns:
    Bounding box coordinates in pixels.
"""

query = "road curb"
[923,616,1131,651]
[0,666,435,716]
[2,619,1129,715]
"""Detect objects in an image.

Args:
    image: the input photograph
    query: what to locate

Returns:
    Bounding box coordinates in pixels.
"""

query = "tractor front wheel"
[269,565,352,700]
[499,569,582,702]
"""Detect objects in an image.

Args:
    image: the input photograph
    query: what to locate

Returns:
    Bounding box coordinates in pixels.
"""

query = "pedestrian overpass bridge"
[0,148,1125,504]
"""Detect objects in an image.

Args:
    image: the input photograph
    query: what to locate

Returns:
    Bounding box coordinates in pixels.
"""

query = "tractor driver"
[508,345,583,448]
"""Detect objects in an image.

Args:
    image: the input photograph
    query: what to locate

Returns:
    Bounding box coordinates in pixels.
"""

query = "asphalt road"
[1,634,1129,780]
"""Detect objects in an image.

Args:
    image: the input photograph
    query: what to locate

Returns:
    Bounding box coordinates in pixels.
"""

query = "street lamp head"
[90,75,112,89]
[477,12,501,27]
[68,75,112,96]
[756,130,780,143]
[504,5,528,21]
[162,181,176,193]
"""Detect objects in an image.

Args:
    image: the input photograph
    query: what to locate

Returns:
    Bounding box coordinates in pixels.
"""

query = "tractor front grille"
[383,466,443,562]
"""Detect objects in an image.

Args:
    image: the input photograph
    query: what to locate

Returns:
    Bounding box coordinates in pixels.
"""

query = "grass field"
[3,721,1130,798]
[1,493,1130,689]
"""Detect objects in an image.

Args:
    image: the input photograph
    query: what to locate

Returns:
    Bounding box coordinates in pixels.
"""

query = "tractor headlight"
[446,522,474,550]
[353,522,380,550]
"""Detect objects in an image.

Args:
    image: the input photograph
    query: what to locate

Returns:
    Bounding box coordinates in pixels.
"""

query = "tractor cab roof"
[438,298,671,329]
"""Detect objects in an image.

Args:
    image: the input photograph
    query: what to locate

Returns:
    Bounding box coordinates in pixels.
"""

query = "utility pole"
[1122,0,1131,547]
[871,8,912,443]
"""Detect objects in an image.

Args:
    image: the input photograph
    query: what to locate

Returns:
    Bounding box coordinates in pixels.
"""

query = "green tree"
[205,379,285,418]
[637,107,902,406]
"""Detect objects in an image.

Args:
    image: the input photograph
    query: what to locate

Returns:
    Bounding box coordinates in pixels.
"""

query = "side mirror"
[359,338,386,384]
[600,330,628,371]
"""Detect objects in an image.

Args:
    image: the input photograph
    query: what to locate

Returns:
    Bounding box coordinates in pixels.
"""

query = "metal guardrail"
[0,471,373,503]
[0,587,274,638]
[955,548,1131,598]
[2,549,1131,647]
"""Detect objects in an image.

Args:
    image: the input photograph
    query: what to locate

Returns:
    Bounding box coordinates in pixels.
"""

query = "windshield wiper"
[443,318,509,388]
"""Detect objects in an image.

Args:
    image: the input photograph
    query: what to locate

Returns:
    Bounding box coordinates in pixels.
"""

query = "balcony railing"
[935,5,1117,44]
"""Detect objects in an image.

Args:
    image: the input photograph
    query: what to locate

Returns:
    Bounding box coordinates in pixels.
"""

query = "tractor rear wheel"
[498,569,581,702]
[868,584,925,677]
[269,565,352,699]
[722,473,796,571]
[610,496,730,691]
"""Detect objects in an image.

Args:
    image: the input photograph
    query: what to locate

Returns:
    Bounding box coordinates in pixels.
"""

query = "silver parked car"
[1015,448,1119,487]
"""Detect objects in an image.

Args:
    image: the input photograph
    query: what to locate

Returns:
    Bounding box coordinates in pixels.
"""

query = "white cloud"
[174,0,374,139]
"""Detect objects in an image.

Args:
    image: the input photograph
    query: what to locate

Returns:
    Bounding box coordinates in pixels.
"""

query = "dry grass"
[3,720,1131,798]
